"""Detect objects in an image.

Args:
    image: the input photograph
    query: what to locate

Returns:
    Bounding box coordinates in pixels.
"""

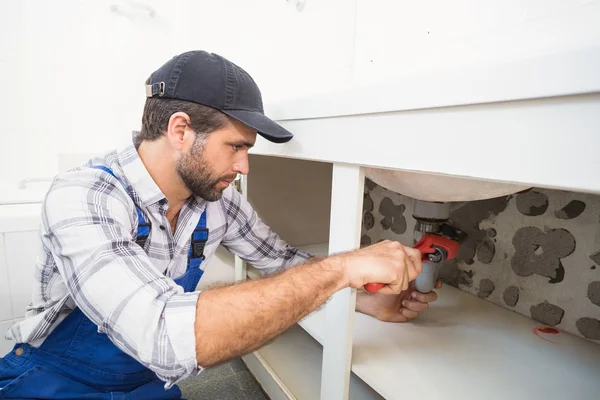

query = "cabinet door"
[4,231,41,319]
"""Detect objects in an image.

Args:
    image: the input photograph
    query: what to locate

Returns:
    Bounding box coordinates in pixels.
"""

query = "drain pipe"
[364,200,464,294]
[413,200,451,293]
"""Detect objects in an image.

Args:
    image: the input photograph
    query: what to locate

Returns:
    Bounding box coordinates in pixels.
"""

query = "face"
[176,119,256,201]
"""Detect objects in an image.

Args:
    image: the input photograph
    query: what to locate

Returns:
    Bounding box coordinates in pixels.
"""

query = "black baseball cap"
[146,50,293,143]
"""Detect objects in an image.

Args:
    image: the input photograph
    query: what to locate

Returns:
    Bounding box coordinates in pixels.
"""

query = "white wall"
[0,0,356,187]
[352,0,600,85]
[3,0,600,187]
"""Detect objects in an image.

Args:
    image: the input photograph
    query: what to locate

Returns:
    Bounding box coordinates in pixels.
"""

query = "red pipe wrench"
[363,233,460,293]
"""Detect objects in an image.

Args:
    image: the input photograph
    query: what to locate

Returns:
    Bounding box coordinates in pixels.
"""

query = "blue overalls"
[0,166,208,399]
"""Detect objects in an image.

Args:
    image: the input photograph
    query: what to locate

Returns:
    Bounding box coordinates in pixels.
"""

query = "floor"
[179,358,269,400]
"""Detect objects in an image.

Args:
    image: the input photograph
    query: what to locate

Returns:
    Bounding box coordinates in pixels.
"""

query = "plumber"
[0,51,440,399]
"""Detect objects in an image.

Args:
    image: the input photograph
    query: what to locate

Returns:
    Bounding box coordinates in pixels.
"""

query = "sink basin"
[365,168,529,202]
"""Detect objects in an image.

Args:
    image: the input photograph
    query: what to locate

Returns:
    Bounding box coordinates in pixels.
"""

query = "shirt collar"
[117,144,166,208]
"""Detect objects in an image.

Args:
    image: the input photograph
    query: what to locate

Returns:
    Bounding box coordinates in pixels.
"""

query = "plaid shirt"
[6,144,309,387]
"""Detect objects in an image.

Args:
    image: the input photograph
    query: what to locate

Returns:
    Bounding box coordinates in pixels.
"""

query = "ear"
[166,112,195,151]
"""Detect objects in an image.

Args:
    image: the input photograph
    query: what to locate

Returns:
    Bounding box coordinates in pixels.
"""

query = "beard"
[176,138,235,202]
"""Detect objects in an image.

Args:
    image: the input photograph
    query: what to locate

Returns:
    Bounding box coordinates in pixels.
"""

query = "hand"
[333,240,422,294]
[356,280,442,322]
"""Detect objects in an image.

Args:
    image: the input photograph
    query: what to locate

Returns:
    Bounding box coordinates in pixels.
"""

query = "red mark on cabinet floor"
[533,327,560,344]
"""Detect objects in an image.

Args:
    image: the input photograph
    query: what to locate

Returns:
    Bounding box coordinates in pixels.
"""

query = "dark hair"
[139,97,229,142]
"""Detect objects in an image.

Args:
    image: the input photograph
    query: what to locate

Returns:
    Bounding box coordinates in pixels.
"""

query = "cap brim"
[221,109,294,144]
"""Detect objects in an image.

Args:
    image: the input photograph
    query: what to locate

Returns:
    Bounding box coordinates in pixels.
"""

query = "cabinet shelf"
[244,324,384,400]
[300,283,600,400]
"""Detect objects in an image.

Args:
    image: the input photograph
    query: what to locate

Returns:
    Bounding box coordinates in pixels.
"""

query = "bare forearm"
[194,257,346,366]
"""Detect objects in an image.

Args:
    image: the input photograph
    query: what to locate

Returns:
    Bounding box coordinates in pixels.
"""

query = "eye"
[232,145,241,152]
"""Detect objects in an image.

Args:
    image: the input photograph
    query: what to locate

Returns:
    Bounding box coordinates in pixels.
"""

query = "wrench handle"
[364,283,385,293]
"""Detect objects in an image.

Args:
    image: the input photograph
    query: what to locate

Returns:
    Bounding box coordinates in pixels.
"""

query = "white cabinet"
[4,231,41,320]
[0,204,42,357]
[0,321,16,358]
[241,41,600,398]
[242,156,600,400]
[0,236,14,323]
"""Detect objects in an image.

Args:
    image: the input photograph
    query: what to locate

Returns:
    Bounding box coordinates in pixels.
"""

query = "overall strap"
[90,165,209,270]
[188,211,208,271]
[89,165,150,248]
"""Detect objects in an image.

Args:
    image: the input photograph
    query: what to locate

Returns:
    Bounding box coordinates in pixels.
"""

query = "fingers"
[405,247,423,277]
[381,241,410,293]
[398,296,432,320]
[402,299,430,312]
[375,285,397,295]
[403,253,418,283]
[379,311,409,323]
[411,290,438,303]
[391,243,418,291]
[379,308,418,322]
[350,240,426,294]
[400,308,419,320]
[383,278,408,294]
[377,303,421,322]
[435,280,443,289]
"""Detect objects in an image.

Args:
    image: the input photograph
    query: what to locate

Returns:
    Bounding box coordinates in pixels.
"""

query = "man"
[0,51,440,399]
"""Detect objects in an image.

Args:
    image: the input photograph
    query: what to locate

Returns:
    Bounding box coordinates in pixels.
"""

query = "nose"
[233,154,250,175]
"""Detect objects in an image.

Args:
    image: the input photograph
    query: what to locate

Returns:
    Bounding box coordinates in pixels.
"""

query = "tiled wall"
[0,230,39,356]
[362,179,600,344]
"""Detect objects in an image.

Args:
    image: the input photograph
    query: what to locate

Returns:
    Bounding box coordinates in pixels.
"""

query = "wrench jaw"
[427,245,448,263]
[414,234,463,293]
[437,224,467,246]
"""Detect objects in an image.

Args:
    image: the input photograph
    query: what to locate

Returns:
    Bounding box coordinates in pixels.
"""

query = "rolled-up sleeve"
[219,187,310,275]
[42,170,201,388]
